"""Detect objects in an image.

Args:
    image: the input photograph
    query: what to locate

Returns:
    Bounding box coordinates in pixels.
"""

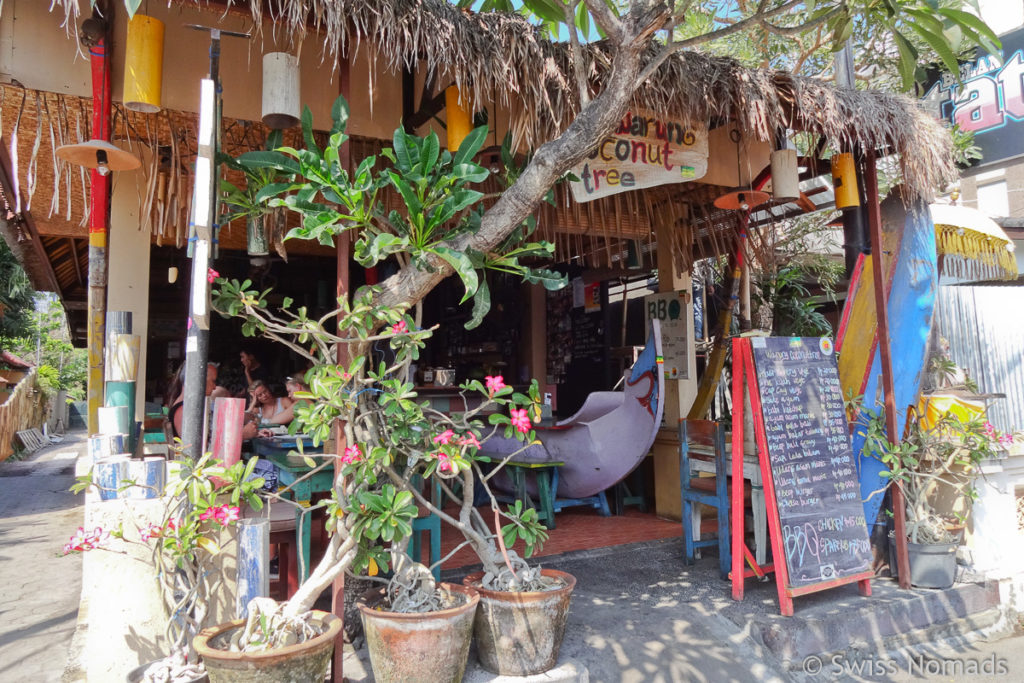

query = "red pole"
[863,150,910,588]
[330,53,352,683]
[86,17,113,434]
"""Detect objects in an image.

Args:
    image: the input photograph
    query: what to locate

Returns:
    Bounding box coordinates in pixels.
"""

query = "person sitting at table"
[210,363,249,400]
[255,376,308,427]
[248,380,294,425]
[167,362,218,439]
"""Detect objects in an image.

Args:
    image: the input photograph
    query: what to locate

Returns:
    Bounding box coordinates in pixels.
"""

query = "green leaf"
[331,95,350,135]
[452,163,490,184]
[301,106,321,157]
[466,278,491,330]
[432,246,479,301]
[937,8,1001,56]
[523,0,566,24]
[237,151,301,176]
[908,22,962,78]
[892,30,919,91]
[387,171,423,217]
[453,126,488,167]
[392,128,414,171]
[420,132,440,175]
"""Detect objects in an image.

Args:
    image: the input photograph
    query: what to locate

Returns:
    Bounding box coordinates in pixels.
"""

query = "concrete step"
[742,578,1004,668]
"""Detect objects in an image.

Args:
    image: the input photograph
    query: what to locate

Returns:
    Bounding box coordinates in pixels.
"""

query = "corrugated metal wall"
[935,285,1024,431]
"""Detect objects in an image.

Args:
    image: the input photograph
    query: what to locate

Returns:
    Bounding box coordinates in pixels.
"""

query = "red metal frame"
[730,337,872,616]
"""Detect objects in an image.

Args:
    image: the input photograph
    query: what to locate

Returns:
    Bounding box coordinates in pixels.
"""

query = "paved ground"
[0,431,85,683]
[3,428,1020,682]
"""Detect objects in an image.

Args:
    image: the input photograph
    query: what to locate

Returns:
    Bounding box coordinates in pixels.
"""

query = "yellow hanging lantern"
[123,14,164,113]
[445,86,472,152]
[831,152,859,209]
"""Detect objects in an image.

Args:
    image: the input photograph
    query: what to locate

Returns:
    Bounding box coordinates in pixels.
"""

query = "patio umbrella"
[930,203,1017,281]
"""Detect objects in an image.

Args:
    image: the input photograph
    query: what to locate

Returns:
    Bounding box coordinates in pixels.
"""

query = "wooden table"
[478,452,564,530]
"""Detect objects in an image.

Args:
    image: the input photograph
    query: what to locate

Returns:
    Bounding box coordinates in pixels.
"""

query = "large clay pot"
[192,610,340,683]
[357,582,479,683]
[462,569,576,676]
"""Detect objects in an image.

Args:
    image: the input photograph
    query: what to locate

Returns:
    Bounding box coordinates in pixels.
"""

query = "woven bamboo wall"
[0,368,45,461]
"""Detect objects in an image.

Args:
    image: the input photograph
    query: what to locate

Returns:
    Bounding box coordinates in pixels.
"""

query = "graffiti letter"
[954,76,1003,133]
[997,52,1024,121]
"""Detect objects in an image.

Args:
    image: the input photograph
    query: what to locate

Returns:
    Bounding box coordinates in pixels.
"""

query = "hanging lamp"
[56,139,141,174]
[445,85,473,152]
[831,152,859,209]
[714,129,769,211]
[123,14,165,113]
[262,52,301,129]
[770,130,799,202]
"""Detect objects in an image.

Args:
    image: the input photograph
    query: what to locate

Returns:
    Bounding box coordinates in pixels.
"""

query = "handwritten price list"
[751,337,872,587]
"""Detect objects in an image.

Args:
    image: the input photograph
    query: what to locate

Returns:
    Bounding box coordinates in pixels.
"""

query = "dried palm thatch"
[47,0,955,199]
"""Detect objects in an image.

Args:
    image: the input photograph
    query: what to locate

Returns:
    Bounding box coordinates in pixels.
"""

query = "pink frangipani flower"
[984,421,997,439]
[458,433,481,449]
[199,507,218,522]
[436,452,453,473]
[342,444,363,465]
[206,268,219,284]
[139,523,163,541]
[215,506,240,525]
[485,375,506,395]
[62,526,110,554]
[391,320,408,334]
[433,429,455,445]
[510,408,532,434]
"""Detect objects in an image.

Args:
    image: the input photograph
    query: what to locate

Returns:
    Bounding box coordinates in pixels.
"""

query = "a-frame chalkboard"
[730,336,873,616]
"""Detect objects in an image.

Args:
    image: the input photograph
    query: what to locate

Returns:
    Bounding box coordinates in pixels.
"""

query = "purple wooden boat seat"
[486,319,665,500]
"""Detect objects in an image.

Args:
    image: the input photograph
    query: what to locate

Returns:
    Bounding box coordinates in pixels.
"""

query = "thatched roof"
[51,0,954,199]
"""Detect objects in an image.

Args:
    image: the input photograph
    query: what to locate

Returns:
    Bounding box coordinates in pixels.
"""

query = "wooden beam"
[863,149,910,589]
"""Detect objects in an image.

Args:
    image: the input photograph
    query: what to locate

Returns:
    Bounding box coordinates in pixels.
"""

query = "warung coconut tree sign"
[570,110,708,202]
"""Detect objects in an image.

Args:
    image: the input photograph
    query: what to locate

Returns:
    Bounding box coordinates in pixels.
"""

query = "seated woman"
[166,362,218,440]
[248,380,294,425]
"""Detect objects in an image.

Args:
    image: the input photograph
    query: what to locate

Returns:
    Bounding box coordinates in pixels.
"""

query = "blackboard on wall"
[750,336,872,588]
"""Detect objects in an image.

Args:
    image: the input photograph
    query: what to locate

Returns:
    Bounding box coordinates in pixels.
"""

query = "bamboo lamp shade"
[831,152,859,209]
[123,14,164,113]
[262,52,301,129]
[770,148,799,201]
[55,139,141,172]
[445,85,473,152]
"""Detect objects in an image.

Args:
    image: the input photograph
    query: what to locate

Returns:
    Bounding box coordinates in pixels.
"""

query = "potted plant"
[64,450,266,682]
[203,95,573,680]
[861,400,1019,589]
[219,129,288,260]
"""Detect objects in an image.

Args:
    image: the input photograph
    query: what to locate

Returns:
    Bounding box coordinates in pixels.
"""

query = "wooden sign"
[569,110,708,202]
[731,336,872,616]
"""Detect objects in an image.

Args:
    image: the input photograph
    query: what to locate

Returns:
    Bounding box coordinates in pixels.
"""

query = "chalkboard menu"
[750,336,872,588]
[570,309,604,363]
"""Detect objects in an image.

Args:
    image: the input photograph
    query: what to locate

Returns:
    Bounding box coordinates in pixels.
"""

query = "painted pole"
[210,397,245,467]
[86,10,113,435]
[97,405,129,437]
[181,35,222,459]
[236,518,270,619]
[105,380,137,450]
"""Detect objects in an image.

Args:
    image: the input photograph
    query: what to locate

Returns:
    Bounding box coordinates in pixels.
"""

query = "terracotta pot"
[357,582,478,683]
[192,610,341,683]
[462,569,576,676]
